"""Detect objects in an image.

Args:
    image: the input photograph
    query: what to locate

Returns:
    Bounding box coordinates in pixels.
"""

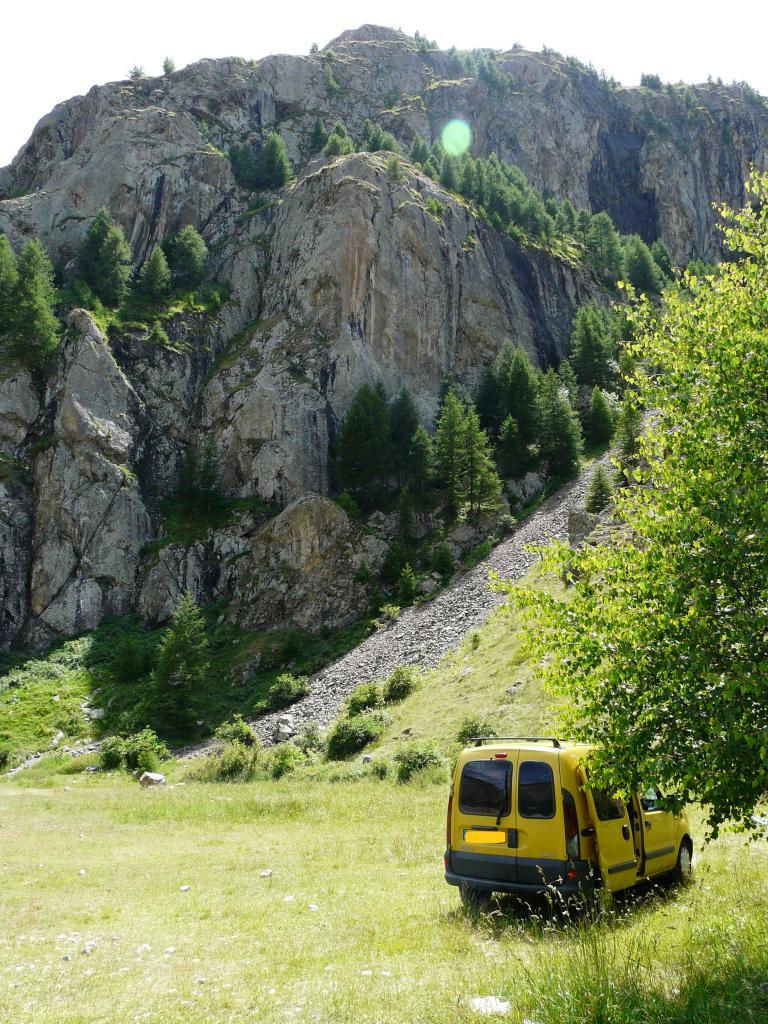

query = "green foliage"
[430,543,454,578]
[584,464,614,513]
[336,490,360,519]
[586,386,615,445]
[267,673,310,710]
[110,633,155,684]
[309,117,328,154]
[323,122,354,157]
[381,666,421,704]
[335,382,390,506]
[122,728,170,773]
[162,225,208,288]
[537,370,583,476]
[326,713,385,759]
[149,593,210,738]
[434,391,465,513]
[128,65,144,80]
[162,56,175,75]
[257,131,292,188]
[388,389,420,486]
[398,563,419,604]
[614,399,643,477]
[640,72,663,89]
[192,739,261,782]
[456,714,497,746]
[409,135,430,165]
[408,425,433,496]
[98,735,126,771]
[623,234,665,294]
[214,714,259,747]
[0,237,60,372]
[346,682,382,716]
[394,740,443,782]
[586,211,623,279]
[78,209,132,306]
[136,246,170,300]
[509,171,768,834]
[570,303,615,387]
[650,238,673,278]
[162,438,229,542]
[362,119,400,153]
[386,155,404,182]
[268,742,305,779]
[476,342,540,459]
[461,405,502,517]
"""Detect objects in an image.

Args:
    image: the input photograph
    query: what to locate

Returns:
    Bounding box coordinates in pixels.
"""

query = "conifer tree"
[496,342,541,459]
[439,155,459,191]
[0,235,19,336]
[575,208,592,249]
[163,225,208,288]
[434,390,465,514]
[150,591,210,736]
[389,389,420,486]
[77,208,113,287]
[650,238,673,279]
[335,383,390,504]
[408,135,429,165]
[255,131,292,188]
[497,415,522,477]
[570,303,612,387]
[137,246,171,300]
[537,370,583,476]
[461,406,502,517]
[587,211,623,277]
[310,117,328,153]
[12,240,60,371]
[622,234,664,294]
[584,464,613,513]
[78,210,132,306]
[323,122,354,156]
[557,358,579,406]
[586,386,615,445]
[408,424,433,495]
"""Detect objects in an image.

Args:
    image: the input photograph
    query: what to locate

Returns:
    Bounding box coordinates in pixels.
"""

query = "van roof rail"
[471,736,563,748]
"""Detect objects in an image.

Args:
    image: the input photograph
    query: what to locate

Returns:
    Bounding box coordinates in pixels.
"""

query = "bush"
[394,741,443,782]
[326,714,386,760]
[430,543,454,577]
[122,728,170,774]
[269,743,305,779]
[398,563,419,604]
[382,666,421,703]
[375,603,401,627]
[337,490,359,519]
[371,759,390,779]
[346,681,382,716]
[267,673,310,710]
[0,743,13,770]
[111,633,155,684]
[295,722,326,755]
[98,736,126,771]
[214,714,259,747]
[457,715,497,746]
[191,741,261,783]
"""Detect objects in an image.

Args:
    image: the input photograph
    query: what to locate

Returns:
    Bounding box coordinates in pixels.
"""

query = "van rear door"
[515,752,568,885]
[451,752,518,884]
[580,775,639,891]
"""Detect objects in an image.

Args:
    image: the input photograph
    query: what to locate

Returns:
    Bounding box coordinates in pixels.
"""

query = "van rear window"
[518,760,555,818]
[459,760,512,817]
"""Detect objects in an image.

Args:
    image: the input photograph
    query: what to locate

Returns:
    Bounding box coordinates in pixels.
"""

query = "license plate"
[463,829,506,845]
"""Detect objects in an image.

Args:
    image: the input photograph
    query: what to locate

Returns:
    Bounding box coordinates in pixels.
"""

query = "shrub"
[371,759,390,779]
[394,741,443,782]
[111,633,155,684]
[375,603,401,627]
[267,673,310,710]
[0,744,13,770]
[191,741,260,783]
[382,666,420,703]
[269,743,305,778]
[98,736,126,771]
[398,563,419,604]
[122,728,170,773]
[215,714,259,747]
[326,714,386,760]
[295,722,326,754]
[387,155,404,182]
[430,543,454,577]
[457,715,497,746]
[346,681,382,716]
[336,490,360,519]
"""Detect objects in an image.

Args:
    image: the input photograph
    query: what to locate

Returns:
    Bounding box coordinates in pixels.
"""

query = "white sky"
[2,0,767,167]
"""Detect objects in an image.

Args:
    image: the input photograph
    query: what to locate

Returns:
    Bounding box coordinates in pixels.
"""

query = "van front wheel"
[459,882,493,912]
[671,840,693,884]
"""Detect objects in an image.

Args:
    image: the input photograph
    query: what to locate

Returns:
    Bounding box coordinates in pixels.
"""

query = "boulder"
[568,509,599,547]
[139,772,166,787]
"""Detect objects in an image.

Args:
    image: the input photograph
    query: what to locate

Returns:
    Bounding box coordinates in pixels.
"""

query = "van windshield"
[459,760,512,817]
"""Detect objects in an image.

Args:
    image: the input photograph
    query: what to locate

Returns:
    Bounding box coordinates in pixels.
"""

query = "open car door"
[577,767,639,892]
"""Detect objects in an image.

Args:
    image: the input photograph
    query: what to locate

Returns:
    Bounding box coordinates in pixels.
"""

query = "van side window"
[459,760,512,817]
[518,760,555,819]
[592,788,626,821]
[640,786,662,811]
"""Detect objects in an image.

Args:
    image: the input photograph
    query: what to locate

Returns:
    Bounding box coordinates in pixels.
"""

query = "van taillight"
[563,789,579,860]
[446,789,453,849]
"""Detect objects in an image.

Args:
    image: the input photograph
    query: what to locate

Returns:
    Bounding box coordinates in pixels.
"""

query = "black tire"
[459,882,493,912]
[671,839,693,884]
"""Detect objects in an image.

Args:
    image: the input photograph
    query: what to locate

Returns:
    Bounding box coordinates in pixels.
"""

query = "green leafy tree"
[584,464,613,513]
[623,234,665,294]
[309,117,328,153]
[255,131,292,189]
[537,370,583,475]
[163,225,208,288]
[10,240,60,371]
[335,383,390,505]
[508,171,768,835]
[150,591,210,737]
[137,246,171,300]
[585,386,615,445]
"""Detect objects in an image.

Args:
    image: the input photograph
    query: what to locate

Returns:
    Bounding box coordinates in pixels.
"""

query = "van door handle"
[622,824,631,840]
[581,827,596,837]
[645,820,652,829]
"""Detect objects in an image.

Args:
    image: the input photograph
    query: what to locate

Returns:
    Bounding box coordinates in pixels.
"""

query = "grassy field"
[2,774,768,1024]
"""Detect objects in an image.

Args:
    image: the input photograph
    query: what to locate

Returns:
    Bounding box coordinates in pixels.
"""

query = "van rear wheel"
[459,882,493,912]
[671,840,693,884]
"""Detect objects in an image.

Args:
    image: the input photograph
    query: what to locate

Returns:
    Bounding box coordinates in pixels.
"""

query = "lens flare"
[441,119,472,156]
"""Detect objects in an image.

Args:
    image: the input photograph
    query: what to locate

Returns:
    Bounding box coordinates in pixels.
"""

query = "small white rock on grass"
[468,995,511,1015]
[180,885,191,892]
[259,869,272,878]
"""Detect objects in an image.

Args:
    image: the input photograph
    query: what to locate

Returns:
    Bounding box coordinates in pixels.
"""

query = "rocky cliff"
[0,25,766,649]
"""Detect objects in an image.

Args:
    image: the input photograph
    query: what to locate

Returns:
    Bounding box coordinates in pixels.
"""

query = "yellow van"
[444,737,692,906]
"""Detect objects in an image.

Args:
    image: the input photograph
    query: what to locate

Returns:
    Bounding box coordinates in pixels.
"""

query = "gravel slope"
[247,457,610,746]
